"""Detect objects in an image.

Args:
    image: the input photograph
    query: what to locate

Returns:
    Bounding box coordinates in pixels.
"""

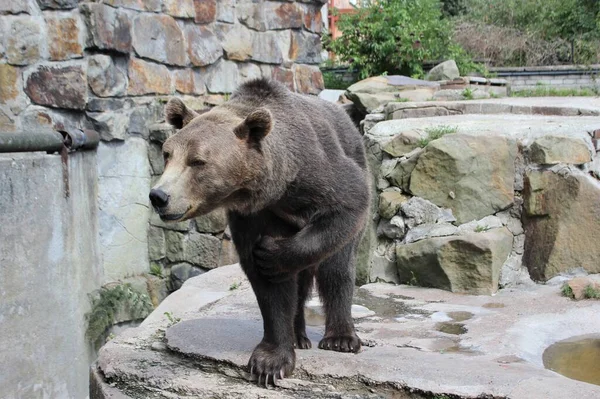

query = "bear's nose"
[149,188,169,208]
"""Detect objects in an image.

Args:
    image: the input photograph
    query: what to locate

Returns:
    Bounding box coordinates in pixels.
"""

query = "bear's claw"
[318,334,361,353]
[248,342,295,387]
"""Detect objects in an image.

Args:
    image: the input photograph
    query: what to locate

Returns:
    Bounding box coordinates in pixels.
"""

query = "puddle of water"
[543,335,600,386]
[435,322,467,335]
[447,311,473,322]
[482,302,505,308]
[304,306,325,326]
[353,289,422,319]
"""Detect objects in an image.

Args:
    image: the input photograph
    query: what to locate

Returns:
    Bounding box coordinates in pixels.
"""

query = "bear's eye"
[189,159,206,168]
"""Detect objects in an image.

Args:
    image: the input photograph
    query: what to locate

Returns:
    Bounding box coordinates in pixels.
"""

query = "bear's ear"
[165,98,199,129]
[233,108,273,143]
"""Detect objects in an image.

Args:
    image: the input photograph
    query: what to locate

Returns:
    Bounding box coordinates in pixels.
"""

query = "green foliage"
[561,283,574,298]
[394,97,411,102]
[229,281,241,291]
[465,0,600,40]
[164,311,182,326]
[441,0,466,17]
[150,263,163,278]
[511,86,598,97]
[329,0,480,79]
[418,125,458,147]
[583,285,600,299]
[322,71,355,90]
[461,87,474,100]
[475,225,490,232]
[461,0,600,64]
[86,283,154,343]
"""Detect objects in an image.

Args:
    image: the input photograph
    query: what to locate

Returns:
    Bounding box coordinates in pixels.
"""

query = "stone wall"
[360,99,600,293]
[490,65,600,91]
[1,0,326,289]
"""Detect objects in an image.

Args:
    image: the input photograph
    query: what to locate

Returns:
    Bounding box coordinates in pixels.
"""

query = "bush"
[458,0,600,65]
[328,0,480,79]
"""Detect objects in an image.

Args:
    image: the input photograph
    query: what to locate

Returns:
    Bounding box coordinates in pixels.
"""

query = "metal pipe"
[0,129,99,153]
[0,130,64,153]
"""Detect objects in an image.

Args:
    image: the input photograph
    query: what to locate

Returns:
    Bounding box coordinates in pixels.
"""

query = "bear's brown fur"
[150,79,370,385]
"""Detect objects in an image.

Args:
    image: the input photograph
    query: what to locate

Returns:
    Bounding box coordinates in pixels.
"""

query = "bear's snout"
[149,188,170,209]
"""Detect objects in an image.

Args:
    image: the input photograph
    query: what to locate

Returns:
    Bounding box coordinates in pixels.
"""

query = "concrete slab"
[95,264,600,398]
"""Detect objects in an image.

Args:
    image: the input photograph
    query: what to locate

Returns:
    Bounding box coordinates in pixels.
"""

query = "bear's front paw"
[248,342,295,387]
[318,333,362,353]
[253,236,289,281]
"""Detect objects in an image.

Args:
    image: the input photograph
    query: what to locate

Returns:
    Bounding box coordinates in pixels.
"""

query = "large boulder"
[395,227,513,295]
[425,60,460,81]
[523,167,600,281]
[410,134,517,224]
[346,75,439,113]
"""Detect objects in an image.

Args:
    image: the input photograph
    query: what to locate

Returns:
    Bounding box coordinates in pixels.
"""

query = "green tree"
[329,0,477,78]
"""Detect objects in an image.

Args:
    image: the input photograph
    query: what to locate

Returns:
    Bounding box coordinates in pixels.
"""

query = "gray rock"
[396,227,513,294]
[132,14,187,66]
[185,25,222,67]
[81,3,132,53]
[195,209,228,233]
[170,263,206,291]
[0,0,33,13]
[400,197,443,228]
[410,134,516,224]
[457,216,504,235]
[251,31,283,64]
[205,59,239,93]
[377,216,405,240]
[369,252,399,284]
[499,254,533,288]
[527,135,592,165]
[347,75,439,113]
[222,24,253,61]
[523,168,600,281]
[426,60,460,81]
[387,148,423,192]
[86,98,133,112]
[290,30,322,64]
[382,130,425,157]
[24,63,87,110]
[404,223,458,244]
[468,76,488,84]
[6,17,44,65]
[149,123,174,144]
[149,212,191,232]
[148,142,164,175]
[162,0,195,18]
[378,188,410,219]
[216,0,235,23]
[88,55,128,98]
[496,209,524,236]
[166,230,222,269]
[127,58,172,95]
[87,111,129,141]
[148,226,166,261]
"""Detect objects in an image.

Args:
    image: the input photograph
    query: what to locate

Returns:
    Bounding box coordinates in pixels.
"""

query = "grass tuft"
[418,125,458,148]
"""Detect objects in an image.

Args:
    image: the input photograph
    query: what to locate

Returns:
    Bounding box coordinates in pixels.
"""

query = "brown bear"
[149,78,370,385]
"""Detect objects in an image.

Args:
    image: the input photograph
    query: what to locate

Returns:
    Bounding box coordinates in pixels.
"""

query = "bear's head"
[149,98,273,222]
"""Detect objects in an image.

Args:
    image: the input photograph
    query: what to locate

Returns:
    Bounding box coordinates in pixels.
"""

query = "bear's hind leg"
[294,267,316,349]
[244,266,297,385]
[316,239,361,353]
